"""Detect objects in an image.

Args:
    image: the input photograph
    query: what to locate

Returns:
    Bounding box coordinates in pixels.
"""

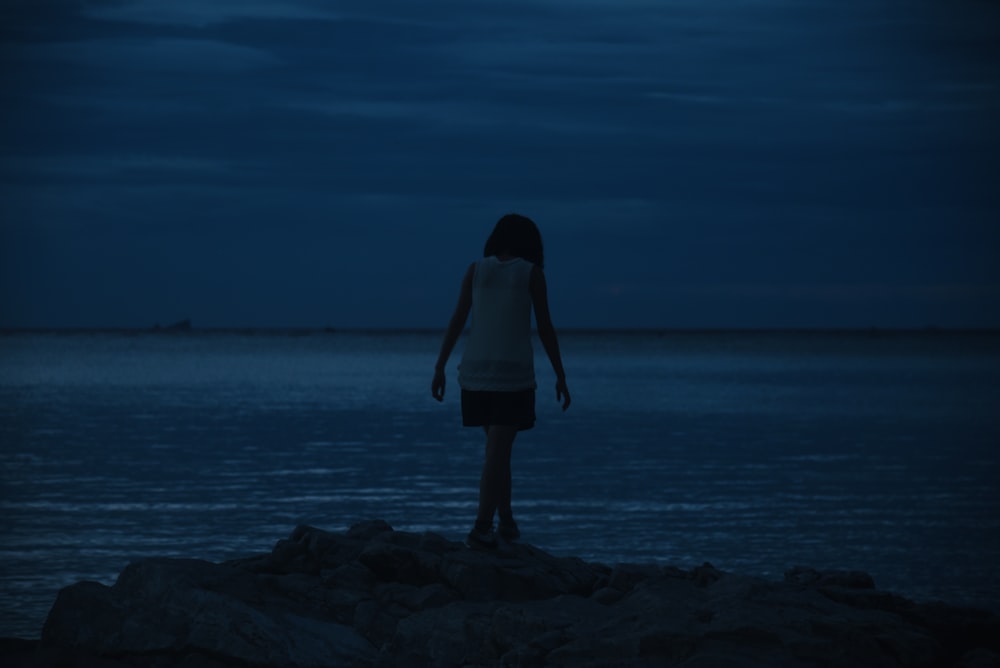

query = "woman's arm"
[431,262,475,401]
[530,265,571,411]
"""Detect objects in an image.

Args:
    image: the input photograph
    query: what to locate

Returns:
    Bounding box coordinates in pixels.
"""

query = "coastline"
[3,330,998,655]
[3,521,998,667]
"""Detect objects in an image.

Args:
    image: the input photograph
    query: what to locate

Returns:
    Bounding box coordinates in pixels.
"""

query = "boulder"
[4,521,995,667]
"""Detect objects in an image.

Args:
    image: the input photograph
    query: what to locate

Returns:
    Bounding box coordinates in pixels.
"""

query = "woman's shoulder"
[475,255,537,275]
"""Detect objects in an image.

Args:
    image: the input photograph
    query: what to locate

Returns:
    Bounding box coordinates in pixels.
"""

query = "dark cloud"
[2,0,998,328]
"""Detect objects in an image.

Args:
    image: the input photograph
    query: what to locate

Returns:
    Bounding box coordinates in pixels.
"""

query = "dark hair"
[483,213,544,268]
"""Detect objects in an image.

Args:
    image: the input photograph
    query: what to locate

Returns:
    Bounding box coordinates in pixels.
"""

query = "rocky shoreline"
[3,520,998,667]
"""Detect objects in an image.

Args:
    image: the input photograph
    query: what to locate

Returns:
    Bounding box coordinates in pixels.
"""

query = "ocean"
[1,330,998,639]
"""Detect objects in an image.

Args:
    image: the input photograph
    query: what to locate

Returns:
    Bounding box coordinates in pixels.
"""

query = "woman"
[432,213,571,548]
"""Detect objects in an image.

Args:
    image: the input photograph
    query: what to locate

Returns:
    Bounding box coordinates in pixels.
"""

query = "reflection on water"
[1,331,999,638]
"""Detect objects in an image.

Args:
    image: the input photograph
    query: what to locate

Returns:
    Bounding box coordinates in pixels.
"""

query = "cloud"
[2,0,998,328]
[5,154,238,183]
[81,0,343,26]
[12,36,280,72]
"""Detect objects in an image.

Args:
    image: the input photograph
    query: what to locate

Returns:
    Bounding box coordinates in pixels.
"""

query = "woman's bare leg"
[475,424,517,529]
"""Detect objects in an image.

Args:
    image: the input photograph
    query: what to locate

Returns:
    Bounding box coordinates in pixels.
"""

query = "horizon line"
[3,325,999,335]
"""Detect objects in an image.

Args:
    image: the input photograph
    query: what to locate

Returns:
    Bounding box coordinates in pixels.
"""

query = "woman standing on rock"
[432,214,571,548]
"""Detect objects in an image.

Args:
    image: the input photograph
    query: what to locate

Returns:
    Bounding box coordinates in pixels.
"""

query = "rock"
[7,520,997,667]
[785,565,877,589]
[42,557,375,667]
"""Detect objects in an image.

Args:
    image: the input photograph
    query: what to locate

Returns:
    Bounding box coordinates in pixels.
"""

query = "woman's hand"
[556,377,571,411]
[431,368,446,402]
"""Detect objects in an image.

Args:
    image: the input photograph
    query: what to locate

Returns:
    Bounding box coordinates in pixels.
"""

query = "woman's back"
[458,256,536,391]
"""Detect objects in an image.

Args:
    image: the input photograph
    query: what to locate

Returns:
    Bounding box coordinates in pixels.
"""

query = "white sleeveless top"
[458,256,536,391]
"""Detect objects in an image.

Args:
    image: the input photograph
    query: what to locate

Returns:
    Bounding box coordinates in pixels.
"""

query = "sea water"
[1,330,998,638]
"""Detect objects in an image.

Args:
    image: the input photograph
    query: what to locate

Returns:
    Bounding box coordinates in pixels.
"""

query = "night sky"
[2,0,998,329]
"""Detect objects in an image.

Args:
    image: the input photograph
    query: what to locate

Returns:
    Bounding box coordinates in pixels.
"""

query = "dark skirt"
[461,389,536,431]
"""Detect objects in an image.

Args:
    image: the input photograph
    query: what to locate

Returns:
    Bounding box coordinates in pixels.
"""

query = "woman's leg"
[498,443,514,525]
[475,424,517,529]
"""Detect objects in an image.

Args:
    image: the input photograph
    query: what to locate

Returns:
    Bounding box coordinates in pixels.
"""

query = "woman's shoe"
[498,520,520,542]
[465,527,498,549]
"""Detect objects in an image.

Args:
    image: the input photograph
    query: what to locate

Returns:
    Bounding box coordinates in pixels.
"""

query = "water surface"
[1,330,998,638]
